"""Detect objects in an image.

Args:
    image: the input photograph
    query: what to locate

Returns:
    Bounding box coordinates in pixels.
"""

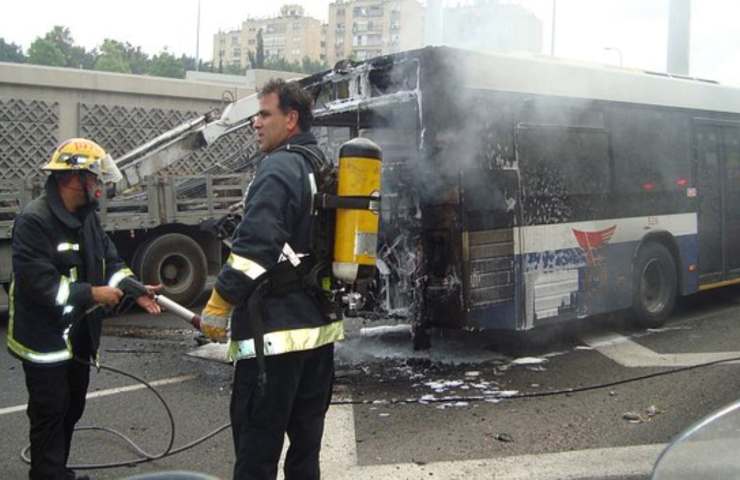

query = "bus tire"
[631,242,678,329]
[138,233,207,307]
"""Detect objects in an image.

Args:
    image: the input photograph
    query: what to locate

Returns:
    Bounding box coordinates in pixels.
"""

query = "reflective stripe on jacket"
[214,132,343,361]
[7,178,133,365]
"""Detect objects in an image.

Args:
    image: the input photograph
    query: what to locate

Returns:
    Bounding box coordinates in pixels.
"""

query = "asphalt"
[2,286,740,479]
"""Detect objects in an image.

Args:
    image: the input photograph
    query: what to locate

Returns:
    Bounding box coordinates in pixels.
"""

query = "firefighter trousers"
[230,343,334,480]
[22,360,90,480]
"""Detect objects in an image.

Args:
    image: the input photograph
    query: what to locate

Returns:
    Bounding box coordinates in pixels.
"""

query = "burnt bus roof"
[301,46,740,116]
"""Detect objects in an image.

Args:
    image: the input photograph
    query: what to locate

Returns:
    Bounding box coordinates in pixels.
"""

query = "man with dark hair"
[8,138,161,480]
[200,78,341,479]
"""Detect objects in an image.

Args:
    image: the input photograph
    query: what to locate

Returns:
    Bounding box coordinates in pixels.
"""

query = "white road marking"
[0,374,196,416]
[279,402,665,480]
[580,331,740,367]
[348,443,666,480]
[208,394,667,479]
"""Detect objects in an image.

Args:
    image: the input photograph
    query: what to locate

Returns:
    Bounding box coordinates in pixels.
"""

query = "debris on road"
[511,357,548,366]
[623,412,643,423]
[496,433,514,443]
[646,405,663,417]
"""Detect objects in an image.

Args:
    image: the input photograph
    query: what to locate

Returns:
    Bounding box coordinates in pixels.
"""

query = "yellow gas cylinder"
[333,138,383,283]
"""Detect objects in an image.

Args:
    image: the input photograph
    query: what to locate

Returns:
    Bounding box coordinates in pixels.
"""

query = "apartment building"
[326,0,424,66]
[213,5,323,70]
[440,1,543,55]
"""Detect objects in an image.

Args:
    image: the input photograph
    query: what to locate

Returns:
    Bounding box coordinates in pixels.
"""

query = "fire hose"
[20,288,230,470]
[19,287,740,470]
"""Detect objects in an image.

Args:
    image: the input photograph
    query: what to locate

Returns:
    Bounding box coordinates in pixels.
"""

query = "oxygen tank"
[333,138,382,283]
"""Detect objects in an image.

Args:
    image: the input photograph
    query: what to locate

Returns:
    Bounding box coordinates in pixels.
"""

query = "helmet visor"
[97,155,123,184]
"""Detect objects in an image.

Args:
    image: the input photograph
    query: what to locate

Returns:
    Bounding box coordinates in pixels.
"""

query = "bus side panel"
[676,233,699,295]
[514,213,697,328]
[464,228,520,330]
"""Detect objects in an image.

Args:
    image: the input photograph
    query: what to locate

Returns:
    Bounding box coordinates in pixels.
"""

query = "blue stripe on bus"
[467,233,698,330]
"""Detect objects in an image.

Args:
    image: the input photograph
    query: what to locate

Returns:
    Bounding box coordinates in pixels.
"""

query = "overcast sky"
[2,0,739,85]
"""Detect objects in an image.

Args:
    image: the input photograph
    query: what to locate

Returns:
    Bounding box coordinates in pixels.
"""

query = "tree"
[123,43,150,74]
[69,45,96,69]
[27,37,66,66]
[180,54,198,72]
[263,56,302,73]
[224,64,245,75]
[301,56,329,74]
[252,28,265,68]
[149,49,185,78]
[95,39,131,73]
[0,38,25,63]
[44,26,93,68]
[27,26,95,69]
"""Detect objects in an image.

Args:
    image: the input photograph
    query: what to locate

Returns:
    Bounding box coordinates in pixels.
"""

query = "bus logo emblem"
[572,225,617,265]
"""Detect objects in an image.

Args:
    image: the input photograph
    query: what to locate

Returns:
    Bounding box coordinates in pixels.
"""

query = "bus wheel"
[139,233,207,307]
[632,242,677,328]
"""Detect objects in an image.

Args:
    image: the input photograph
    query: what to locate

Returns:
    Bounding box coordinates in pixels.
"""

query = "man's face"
[57,171,101,210]
[81,172,103,201]
[253,92,299,153]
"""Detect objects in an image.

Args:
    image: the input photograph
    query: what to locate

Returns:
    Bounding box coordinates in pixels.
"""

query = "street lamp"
[550,0,557,56]
[603,46,623,67]
[195,0,201,71]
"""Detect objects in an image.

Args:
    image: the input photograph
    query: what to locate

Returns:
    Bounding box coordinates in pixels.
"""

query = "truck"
[0,63,262,305]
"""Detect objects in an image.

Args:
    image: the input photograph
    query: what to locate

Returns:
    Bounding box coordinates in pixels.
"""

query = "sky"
[2,0,740,85]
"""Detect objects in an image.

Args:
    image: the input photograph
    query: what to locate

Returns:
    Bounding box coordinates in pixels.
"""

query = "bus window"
[609,107,691,194]
[516,124,611,225]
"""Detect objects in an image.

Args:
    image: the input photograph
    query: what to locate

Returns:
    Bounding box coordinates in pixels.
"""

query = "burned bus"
[299,46,740,345]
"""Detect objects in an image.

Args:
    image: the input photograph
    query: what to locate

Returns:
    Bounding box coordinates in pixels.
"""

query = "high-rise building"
[213,5,323,70]
[441,1,543,55]
[326,0,425,66]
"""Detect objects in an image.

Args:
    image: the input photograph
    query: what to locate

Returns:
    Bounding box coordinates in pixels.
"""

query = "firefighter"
[200,79,342,480]
[7,138,161,480]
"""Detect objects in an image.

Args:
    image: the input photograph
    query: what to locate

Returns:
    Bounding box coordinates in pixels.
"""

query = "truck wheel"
[632,242,677,329]
[130,238,151,279]
[139,233,207,306]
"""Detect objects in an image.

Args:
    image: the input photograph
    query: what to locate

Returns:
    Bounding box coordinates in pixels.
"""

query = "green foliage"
[149,49,185,78]
[69,45,96,69]
[224,64,245,75]
[27,37,66,66]
[95,39,131,73]
[260,56,327,75]
[256,29,265,68]
[124,44,150,74]
[301,56,329,74]
[0,38,25,63]
[10,25,328,79]
[263,56,303,73]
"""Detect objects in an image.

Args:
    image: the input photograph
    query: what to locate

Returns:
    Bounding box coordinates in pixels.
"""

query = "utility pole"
[195,0,201,71]
[550,0,557,56]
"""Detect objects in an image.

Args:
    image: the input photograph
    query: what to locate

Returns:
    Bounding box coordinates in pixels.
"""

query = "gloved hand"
[200,288,233,343]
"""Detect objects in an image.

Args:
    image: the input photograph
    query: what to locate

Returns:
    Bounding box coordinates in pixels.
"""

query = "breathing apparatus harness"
[246,141,381,394]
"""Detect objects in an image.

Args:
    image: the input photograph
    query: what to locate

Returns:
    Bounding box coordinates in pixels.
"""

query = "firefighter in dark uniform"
[7,138,161,480]
[200,79,342,480]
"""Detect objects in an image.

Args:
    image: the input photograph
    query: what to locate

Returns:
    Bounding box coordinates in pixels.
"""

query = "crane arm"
[115,93,260,190]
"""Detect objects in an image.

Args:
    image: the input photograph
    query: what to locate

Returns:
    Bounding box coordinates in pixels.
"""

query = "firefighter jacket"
[215,131,343,361]
[6,178,134,365]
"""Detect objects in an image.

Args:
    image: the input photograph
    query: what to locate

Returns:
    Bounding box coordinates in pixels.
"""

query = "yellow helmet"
[43,138,122,184]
